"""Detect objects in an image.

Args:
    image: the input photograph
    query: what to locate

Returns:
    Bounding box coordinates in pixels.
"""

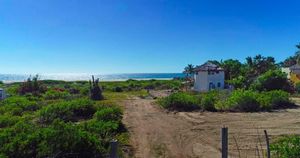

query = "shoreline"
[1,78,177,84]
[0,73,185,84]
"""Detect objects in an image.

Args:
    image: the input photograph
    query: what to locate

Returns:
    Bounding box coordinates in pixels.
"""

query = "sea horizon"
[0,73,185,83]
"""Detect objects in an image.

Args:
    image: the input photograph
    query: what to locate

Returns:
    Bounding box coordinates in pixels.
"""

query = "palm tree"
[296,43,300,65]
[183,64,195,77]
[183,64,195,91]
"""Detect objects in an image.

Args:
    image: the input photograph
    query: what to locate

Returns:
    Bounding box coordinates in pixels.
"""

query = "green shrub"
[251,69,293,92]
[94,107,122,122]
[114,86,123,92]
[81,120,120,139]
[159,92,200,111]
[39,99,96,123]
[270,135,300,158]
[0,120,105,158]
[43,89,71,100]
[80,87,90,95]
[200,92,217,111]
[0,96,40,115]
[258,90,292,110]
[0,115,20,128]
[222,90,261,112]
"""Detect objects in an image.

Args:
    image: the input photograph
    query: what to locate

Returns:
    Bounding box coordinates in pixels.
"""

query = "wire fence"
[221,127,300,158]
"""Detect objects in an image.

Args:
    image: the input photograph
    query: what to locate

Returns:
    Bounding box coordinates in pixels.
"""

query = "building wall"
[207,71,225,90]
[194,71,224,92]
[194,71,208,92]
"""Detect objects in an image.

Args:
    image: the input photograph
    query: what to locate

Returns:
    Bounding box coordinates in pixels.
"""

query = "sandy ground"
[122,91,300,158]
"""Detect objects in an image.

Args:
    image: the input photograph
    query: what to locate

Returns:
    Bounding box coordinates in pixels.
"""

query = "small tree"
[183,64,195,91]
[251,69,293,92]
[89,76,104,100]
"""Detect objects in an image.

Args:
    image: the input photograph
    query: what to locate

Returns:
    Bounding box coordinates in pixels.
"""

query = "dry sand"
[122,91,300,158]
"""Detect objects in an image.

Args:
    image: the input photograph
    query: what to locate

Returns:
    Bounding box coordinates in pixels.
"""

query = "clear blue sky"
[0,0,300,74]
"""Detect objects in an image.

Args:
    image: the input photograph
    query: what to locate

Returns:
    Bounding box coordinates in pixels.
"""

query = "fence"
[221,127,273,158]
[109,127,298,158]
[220,126,300,158]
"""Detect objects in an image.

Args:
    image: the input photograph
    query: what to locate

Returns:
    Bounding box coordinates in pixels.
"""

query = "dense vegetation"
[270,135,300,158]
[159,90,294,112]
[167,44,300,113]
[0,77,183,157]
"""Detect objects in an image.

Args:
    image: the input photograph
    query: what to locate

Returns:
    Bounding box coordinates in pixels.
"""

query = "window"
[209,82,215,90]
[217,82,221,87]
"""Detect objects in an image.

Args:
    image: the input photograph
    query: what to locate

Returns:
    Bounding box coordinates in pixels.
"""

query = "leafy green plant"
[200,91,217,111]
[222,90,261,112]
[258,90,292,110]
[94,107,122,122]
[0,96,40,115]
[43,89,71,100]
[251,69,293,92]
[39,99,96,123]
[158,92,200,111]
[0,120,105,158]
[0,115,20,128]
[270,135,300,158]
[114,86,123,92]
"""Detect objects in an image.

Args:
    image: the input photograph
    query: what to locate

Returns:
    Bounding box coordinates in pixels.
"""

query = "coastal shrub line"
[158,90,294,112]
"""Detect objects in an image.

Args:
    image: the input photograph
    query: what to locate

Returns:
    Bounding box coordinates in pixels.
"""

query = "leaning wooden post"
[221,127,228,158]
[110,139,118,158]
[264,130,270,158]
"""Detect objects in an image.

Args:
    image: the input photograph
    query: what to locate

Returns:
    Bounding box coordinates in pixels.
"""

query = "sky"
[0,0,300,74]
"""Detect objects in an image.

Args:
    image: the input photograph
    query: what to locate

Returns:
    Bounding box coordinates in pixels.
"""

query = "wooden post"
[222,127,228,158]
[110,139,118,158]
[264,130,270,158]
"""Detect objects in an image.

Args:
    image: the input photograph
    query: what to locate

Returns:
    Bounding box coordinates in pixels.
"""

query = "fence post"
[264,130,270,158]
[110,139,118,158]
[221,127,228,158]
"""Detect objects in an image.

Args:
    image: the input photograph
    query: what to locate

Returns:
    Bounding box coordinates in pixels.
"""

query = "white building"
[0,88,6,100]
[193,62,225,92]
[282,64,300,79]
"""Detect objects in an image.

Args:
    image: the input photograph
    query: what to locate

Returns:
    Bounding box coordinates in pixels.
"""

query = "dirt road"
[122,92,300,158]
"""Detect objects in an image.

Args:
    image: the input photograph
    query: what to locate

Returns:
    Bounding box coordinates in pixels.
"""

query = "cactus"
[89,76,104,100]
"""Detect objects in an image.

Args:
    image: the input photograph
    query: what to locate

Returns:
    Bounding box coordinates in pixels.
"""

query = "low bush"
[0,96,40,115]
[0,120,105,158]
[258,90,292,110]
[161,90,294,112]
[270,135,300,158]
[200,91,218,111]
[222,90,261,112]
[94,107,122,122]
[158,92,200,111]
[43,89,71,100]
[0,115,20,128]
[81,120,120,140]
[114,86,123,92]
[251,69,293,92]
[39,99,96,123]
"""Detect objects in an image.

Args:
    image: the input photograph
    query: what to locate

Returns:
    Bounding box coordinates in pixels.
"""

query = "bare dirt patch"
[122,91,300,158]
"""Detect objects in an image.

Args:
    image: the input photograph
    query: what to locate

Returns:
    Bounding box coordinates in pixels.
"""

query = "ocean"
[0,73,185,83]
